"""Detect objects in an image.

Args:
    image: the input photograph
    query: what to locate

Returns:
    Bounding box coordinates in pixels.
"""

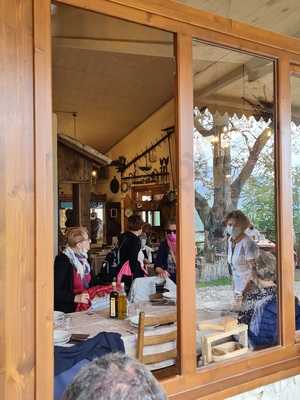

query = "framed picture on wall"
[110,208,118,218]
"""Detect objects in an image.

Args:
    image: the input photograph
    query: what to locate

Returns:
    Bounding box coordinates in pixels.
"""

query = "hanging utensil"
[139,155,152,172]
[149,148,157,163]
[165,156,169,173]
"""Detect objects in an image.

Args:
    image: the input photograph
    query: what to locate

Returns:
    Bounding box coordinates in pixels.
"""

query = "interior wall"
[100,99,175,204]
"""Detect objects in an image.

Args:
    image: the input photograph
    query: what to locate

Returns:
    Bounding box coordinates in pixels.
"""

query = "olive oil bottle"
[109,281,118,318]
[118,282,128,320]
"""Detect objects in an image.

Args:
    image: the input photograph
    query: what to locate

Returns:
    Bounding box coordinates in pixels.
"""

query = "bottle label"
[110,298,116,317]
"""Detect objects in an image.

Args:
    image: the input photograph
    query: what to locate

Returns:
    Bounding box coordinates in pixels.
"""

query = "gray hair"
[255,250,277,282]
[63,353,167,400]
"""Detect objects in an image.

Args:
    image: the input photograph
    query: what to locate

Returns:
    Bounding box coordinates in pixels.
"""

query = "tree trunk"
[195,126,271,246]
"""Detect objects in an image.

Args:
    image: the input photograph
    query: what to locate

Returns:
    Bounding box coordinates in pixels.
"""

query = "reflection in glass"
[52,2,178,377]
[290,74,300,333]
[192,40,278,367]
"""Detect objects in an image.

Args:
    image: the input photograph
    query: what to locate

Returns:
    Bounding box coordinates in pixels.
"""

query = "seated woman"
[54,227,92,313]
[154,219,177,283]
[242,253,300,349]
[118,214,148,292]
[225,210,258,308]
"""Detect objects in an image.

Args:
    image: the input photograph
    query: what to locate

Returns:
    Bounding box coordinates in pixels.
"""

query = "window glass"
[192,40,278,367]
[52,2,178,379]
[290,73,300,333]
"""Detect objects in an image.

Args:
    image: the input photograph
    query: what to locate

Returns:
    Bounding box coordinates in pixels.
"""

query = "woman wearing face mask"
[54,227,92,313]
[154,220,177,283]
[225,210,258,308]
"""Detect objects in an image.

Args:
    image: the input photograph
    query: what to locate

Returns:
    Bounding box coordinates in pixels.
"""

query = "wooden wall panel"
[0,0,35,399]
[58,144,92,183]
[33,0,54,398]
[73,183,91,231]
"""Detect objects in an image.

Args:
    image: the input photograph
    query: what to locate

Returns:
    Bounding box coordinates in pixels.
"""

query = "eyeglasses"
[166,229,176,234]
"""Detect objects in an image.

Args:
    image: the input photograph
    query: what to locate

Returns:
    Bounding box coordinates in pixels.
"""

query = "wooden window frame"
[30,0,300,399]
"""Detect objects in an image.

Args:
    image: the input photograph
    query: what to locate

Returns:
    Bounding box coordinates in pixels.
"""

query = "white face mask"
[226,225,233,236]
[231,227,242,239]
[140,239,147,248]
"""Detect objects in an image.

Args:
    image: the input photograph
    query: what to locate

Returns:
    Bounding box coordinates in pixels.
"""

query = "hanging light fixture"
[91,167,98,184]
[72,112,78,138]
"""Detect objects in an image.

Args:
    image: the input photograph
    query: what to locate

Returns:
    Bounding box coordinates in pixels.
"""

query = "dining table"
[58,299,237,370]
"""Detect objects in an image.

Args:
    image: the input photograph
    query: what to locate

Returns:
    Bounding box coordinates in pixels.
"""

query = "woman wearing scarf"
[54,227,92,313]
[154,220,177,283]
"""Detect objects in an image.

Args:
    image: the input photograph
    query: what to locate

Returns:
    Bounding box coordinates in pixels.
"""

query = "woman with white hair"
[54,227,92,313]
[238,250,277,326]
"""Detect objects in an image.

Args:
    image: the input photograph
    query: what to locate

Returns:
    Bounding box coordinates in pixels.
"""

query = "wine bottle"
[109,281,118,318]
[118,282,128,320]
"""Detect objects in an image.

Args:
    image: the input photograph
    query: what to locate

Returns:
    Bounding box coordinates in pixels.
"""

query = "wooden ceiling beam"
[193,57,273,98]
[53,36,174,58]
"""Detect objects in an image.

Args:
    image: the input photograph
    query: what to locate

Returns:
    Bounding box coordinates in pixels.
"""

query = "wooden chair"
[136,311,177,365]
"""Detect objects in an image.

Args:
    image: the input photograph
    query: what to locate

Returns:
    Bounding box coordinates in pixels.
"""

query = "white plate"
[54,329,70,341]
[54,336,71,345]
[128,315,140,326]
[54,311,65,320]
[129,315,159,329]
[162,292,176,300]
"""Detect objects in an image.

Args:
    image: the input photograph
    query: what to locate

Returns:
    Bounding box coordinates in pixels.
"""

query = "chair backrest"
[136,311,177,365]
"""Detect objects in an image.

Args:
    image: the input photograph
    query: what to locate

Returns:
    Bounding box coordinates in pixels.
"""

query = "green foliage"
[241,162,300,241]
[198,277,232,287]
[241,174,276,241]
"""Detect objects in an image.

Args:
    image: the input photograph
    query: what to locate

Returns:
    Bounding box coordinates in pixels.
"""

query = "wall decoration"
[110,176,120,193]
[110,208,118,218]
[149,148,157,163]
[125,208,134,218]
[119,126,174,173]
[121,181,129,193]
[139,155,152,172]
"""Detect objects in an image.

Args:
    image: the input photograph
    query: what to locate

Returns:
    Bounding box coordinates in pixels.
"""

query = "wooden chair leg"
[137,311,145,363]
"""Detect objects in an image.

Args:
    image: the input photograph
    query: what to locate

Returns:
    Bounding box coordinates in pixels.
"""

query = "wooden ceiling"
[52,5,175,152]
[52,2,300,152]
[178,0,300,37]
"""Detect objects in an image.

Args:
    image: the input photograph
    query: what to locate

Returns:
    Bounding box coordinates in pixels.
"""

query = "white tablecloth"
[57,284,236,371]
[63,304,177,370]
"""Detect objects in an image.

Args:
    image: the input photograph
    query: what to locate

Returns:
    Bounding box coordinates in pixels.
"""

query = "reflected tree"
[193,108,273,250]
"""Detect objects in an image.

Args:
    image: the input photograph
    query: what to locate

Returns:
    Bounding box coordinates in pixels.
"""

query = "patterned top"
[238,284,277,326]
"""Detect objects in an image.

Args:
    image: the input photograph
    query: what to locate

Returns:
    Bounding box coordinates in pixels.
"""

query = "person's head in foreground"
[63,353,167,400]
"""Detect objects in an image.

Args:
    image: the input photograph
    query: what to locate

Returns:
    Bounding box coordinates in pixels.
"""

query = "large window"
[22,1,300,400]
[192,40,278,367]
